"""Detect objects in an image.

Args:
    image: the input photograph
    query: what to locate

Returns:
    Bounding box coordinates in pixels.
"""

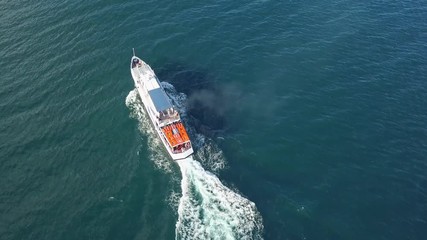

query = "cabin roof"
[148,88,172,112]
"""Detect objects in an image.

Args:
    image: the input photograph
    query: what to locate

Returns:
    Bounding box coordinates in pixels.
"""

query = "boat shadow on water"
[156,62,240,139]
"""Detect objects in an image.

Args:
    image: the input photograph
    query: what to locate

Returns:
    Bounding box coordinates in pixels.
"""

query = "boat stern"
[171,147,194,160]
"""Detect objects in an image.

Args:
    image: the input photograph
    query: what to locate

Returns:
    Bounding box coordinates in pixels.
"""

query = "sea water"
[1,0,427,239]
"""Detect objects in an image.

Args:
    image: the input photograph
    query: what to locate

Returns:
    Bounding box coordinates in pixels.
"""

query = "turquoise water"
[1,0,427,239]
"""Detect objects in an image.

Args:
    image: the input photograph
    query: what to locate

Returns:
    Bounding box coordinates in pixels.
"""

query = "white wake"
[126,84,263,240]
[176,156,263,240]
[126,89,173,172]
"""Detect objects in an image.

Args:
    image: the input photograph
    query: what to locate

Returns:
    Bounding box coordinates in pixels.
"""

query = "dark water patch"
[157,62,243,137]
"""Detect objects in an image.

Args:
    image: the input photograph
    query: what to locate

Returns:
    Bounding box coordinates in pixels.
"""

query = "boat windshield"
[132,59,138,68]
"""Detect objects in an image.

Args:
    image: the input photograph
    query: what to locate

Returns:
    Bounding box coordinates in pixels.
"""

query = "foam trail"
[126,85,263,239]
[126,89,172,172]
[176,156,263,240]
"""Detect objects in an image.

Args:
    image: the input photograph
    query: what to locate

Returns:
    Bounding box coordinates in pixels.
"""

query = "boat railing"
[159,114,179,122]
[173,142,191,154]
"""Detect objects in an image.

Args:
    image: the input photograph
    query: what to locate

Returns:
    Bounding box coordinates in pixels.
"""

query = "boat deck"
[161,122,190,147]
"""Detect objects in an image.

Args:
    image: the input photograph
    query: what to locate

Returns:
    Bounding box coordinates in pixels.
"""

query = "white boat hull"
[130,56,193,160]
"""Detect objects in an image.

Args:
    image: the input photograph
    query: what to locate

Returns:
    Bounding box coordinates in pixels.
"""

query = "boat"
[130,50,193,160]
